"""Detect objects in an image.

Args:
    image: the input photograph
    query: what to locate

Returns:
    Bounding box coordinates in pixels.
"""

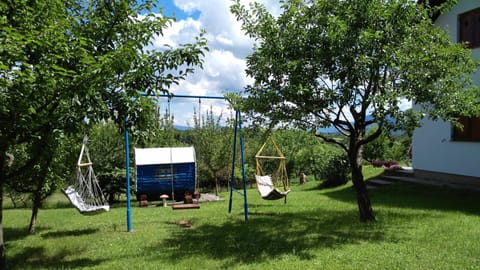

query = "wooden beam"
[255,156,285,160]
[78,162,93,167]
[172,204,200,210]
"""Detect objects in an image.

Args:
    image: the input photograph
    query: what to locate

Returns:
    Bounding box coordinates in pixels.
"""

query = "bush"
[320,151,350,188]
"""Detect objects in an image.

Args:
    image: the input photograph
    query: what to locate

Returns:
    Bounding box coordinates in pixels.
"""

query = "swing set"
[129,94,249,230]
[63,93,291,231]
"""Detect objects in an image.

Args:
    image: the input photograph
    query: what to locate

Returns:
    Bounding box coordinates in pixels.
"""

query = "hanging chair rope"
[255,136,290,202]
[63,136,110,215]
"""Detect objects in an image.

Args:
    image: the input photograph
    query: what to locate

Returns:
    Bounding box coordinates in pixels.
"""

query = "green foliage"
[293,140,341,182]
[362,127,388,162]
[83,117,408,200]
[363,126,411,163]
[0,0,208,253]
[233,0,479,133]
[89,121,129,204]
[192,108,233,193]
[231,0,479,221]
[0,0,208,173]
[5,133,76,204]
[319,151,351,188]
[231,0,479,152]
[383,138,408,163]
[2,132,80,232]
[269,129,338,182]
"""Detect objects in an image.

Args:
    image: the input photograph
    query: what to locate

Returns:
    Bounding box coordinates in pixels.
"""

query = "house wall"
[434,0,480,83]
[412,0,480,182]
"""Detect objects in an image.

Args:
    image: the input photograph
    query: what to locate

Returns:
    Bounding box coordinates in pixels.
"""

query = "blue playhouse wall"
[136,162,195,201]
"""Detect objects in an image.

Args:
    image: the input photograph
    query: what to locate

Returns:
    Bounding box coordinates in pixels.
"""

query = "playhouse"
[134,146,196,201]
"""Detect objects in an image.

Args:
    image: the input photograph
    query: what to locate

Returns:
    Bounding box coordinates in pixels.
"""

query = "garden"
[3,1,480,269]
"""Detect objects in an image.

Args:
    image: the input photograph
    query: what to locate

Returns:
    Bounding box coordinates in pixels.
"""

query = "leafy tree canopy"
[0,0,208,146]
[232,0,479,139]
[231,0,480,222]
[0,0,208,264]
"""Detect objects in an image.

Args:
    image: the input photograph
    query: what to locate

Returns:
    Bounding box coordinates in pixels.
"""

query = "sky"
[148,0,281,126]
[150,0,411,127]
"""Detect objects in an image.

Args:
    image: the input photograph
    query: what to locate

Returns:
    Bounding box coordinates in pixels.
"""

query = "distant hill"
[175,124,339,133]
[174,116,404,135]
[316,114,405,135]
[174,125,191,131]
[317,126,339,134]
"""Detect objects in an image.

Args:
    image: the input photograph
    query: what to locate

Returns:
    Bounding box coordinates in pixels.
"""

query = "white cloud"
[173,0,258,58]
[152,18,202,48]
[150,0,412,126]
[149,0,276,125]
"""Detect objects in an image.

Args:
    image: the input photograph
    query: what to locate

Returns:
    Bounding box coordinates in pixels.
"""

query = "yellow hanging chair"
[255,136,291,202]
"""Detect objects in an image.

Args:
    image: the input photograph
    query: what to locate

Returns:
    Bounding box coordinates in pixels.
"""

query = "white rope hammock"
[63,137,109,215]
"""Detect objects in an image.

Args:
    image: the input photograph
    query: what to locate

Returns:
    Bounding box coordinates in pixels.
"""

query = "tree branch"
[359,123,384,147]
[314,132,347,152]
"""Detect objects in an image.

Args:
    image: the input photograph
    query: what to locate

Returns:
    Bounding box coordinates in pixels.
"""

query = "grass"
[4,166,480,269]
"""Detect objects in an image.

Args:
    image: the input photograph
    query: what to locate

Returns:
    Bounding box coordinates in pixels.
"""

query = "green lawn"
[4,168,480,269]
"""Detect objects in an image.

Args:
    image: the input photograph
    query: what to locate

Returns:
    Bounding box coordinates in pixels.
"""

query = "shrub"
[320,151,350,188]
[370,160,399,168]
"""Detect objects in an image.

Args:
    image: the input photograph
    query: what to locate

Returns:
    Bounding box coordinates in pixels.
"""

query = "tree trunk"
[351,165,375,222]
[28,145,54,234]
[349,142,375,222]
[0,148,7,268]
[0,222,4,269]
[28,193,42,234]
[108,192,115,205]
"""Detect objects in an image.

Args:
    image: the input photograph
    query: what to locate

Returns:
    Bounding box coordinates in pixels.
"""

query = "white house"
[412,0,480,186]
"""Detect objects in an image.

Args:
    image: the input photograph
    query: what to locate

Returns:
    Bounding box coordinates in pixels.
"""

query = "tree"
[89,121,129,204]
[193,107,233,194]
[0,0,207,266]
[362,126,389,163]
[7,134,56,233]
[231,0,480,221]
[363,125,412,164]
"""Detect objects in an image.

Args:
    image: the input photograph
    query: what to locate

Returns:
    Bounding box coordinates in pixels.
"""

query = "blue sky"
[159,0,200,20]
[146,0,273,126]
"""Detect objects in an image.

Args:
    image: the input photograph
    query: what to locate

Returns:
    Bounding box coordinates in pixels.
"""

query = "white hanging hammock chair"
[62,136,110,215]
[255,136,291,202]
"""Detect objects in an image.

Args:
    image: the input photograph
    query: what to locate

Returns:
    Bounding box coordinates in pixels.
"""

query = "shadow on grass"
[4,227,32,242]
[152,207,416,268]
[7,246,105,270]
[41,228,99,238]
[323,181,480,215]
[5,227,102,269]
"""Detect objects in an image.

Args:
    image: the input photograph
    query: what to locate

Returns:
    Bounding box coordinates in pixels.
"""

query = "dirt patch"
[196,193,224,202]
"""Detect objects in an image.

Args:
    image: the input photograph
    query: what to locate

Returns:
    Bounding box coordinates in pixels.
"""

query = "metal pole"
[228,110,239,214]
[238,111,248,221]
[125,117,132,232]
[139,92,225,100]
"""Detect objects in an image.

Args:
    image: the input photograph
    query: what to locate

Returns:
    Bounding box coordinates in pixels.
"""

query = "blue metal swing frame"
[124,93,248,232]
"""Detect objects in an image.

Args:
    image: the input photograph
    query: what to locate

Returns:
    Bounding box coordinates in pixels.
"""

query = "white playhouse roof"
[134,146,195,166]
